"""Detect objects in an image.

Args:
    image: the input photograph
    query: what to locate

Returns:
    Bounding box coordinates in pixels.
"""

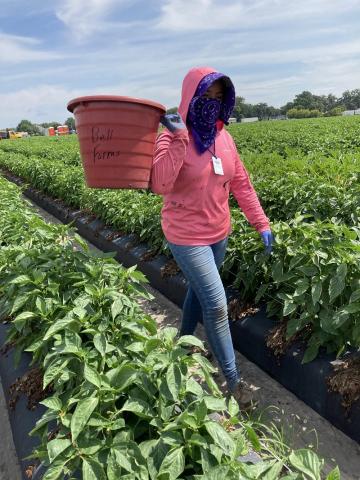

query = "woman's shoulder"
[218,128,236,147]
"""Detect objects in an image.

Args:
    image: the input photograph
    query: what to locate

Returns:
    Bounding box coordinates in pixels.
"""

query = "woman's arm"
[150,129,189,195]
[229,139,270,233]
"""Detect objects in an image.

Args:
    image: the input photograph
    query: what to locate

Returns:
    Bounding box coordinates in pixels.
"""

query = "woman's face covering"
[202,80,224,102]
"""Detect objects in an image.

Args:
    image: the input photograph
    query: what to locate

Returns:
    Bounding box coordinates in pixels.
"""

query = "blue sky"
[1,0,360,128]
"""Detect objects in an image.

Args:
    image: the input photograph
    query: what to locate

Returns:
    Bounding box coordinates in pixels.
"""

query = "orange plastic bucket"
[67,95,166,189]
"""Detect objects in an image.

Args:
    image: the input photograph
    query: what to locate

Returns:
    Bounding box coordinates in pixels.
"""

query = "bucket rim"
[67,95,166,114]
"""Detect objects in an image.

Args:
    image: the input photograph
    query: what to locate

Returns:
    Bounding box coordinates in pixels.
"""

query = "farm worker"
[150,66,273,408]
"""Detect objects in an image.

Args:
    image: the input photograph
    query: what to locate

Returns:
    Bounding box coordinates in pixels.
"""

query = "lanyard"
[208,140,224,175]
[207,141,216,158]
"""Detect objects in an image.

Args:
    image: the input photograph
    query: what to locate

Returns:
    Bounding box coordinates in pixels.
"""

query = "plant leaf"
[93,333,107,356]
[329,264,347,303]
[40,396,62,411]
[326,466,341,480]
[289,449,323,480]
[176,335,204,349]
[47,438,71,463]
[302,343,320,364]
[158,446,185,480]
[283,300,297,316]
[205,421,235,457]
[111,298,123,320]
[43,359,70,389]
[84,363,102,388]
[43,316,77,341]
[121,398,153,419]
[311,282,322,305]
[165,364,182,402]
[245,424,261,452]
[42,460,68,480]
[71,397,99,441]
[82,457,106,480]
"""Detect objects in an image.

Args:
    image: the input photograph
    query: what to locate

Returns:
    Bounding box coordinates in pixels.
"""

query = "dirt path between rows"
[12,197,360,479]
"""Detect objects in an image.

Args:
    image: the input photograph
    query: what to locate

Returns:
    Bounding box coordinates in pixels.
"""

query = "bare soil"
[160,258,180,277]
[327,356,360,411]
[8,367,52,411]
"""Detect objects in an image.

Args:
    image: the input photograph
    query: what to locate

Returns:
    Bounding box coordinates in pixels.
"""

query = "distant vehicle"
[0,129,23,140]
[56,125,70,135]
[241,117,259,123]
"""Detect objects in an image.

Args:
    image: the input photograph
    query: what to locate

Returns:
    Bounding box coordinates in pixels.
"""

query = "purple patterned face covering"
[187,96,221,154]
[187,72,236,154]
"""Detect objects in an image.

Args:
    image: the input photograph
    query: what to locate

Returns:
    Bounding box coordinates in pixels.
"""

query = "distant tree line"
[11,89,360,133]
[167,88,360,120]
[15,117,75,135]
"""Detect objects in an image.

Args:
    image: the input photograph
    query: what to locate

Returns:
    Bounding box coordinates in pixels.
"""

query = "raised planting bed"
[0,149,359,370]
[1,171,359,447]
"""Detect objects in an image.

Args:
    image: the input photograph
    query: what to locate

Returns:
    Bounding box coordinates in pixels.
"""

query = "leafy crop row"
[228,116,360,158]
[0,144,359,362]
[0,177,339,479]
[1,134,360,228]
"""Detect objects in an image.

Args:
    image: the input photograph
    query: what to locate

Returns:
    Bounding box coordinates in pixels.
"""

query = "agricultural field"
[0,115,359,478]
[0,116,359,365]
[0,177,338,479]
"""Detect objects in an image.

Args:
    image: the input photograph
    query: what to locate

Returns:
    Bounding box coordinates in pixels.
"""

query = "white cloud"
[204,39,360,68]
[0,79,177,128]
[0,33,63,64]
[55,0,133,41]
[156,0,360,31]
[3,28,360,127]
[300,58,360,97]
[234,57,360,107]
[0,85,83,128]
[2,0,360,127]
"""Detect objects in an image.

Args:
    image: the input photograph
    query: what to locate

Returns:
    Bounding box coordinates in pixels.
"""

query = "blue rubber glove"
[160,113,186,133]
[260,230,274,254]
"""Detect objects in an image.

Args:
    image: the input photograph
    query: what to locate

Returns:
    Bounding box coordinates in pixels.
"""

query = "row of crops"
[0,177,338,479]
[0,116,359,365]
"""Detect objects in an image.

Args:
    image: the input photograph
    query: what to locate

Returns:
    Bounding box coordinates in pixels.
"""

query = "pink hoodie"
[150,66,270,245]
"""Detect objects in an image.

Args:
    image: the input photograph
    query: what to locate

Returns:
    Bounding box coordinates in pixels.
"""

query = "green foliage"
[65,116,76,130]
[224,214,360,361]
[340,88,360,110]
[325,107,344,117]
[287,108,322,119]
[228,115,360,157]
[15,119,42,135]
[0,116,359,363]
[40,122,61,129]
[0,178,337,479]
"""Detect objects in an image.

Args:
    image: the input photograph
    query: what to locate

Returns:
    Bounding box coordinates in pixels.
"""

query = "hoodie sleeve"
[150,128,189,195]
[229,137,270,233]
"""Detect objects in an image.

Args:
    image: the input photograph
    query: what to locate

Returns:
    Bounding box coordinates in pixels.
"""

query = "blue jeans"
[168,237,240,391]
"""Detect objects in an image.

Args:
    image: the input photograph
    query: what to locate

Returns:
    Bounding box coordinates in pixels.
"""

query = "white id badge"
[212,156,224,175]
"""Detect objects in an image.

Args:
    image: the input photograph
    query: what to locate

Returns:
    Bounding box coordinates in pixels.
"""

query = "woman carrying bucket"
[150,66,273,408]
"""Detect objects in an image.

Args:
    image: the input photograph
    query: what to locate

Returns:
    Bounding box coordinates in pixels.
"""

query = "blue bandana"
[188,97,221,153]
[187,72,236,154]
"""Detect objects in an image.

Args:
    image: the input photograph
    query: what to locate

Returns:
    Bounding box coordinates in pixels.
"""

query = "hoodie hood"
[178,66,235,127]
